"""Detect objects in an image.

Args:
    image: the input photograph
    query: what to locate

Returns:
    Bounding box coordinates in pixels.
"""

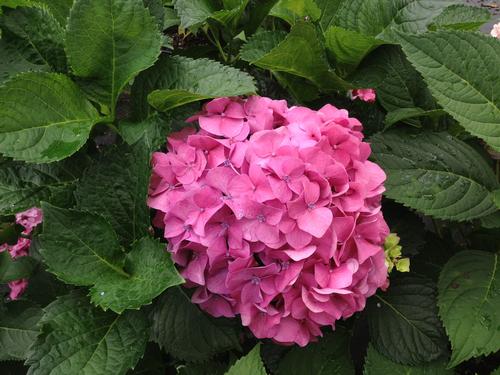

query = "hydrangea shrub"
[0,0,499,374]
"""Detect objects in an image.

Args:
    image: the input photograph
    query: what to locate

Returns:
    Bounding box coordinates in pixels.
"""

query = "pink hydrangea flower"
[8,279,28,300]
[149,96,389,346]
[350,89,376,103]
[16,207,43,235]
[491,22,500,38]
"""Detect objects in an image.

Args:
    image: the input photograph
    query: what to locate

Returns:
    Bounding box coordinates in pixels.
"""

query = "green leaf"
[89,237,184,313]
[429,5,491,31]
[273,71,319,103]
[396,30,500,151]
[0,157,83,215]
[174,0,217,29]
[147,55,256,112]
[242,0,279,36]
[0,0,36,7]
[40,204,182,313]
[66,0,162,118]
[163,6,180,29]
[0,252,36,283]
[324,26,383,72]
[363,345,453,375]
[119,115,169,150]
[278,330,354,375]
[0,72,100,163]
[0,7,66,71]
[246,22,347,90]
[210,0,249,28]
[26,292,149,375]
[385,108,446,128]
[0,301,42,361]
[151,287,241,362]
[240,30,287,63]
[315,0,344,32]
[350,45,436,124]
[75,142,150,245]
[225,344,266,375]
[34,0,74,26]
[40,203,127,285]
[270,0,320,25]
[370,131,499,221]
[0,39,47,84]
[367,274,448,365]
[438,250,499,368]
[178,362,227,375]
[333,0,458,41]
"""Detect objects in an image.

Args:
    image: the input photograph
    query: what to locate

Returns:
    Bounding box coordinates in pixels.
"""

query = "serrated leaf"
[333,0,458,41]
[0,301,42,361]
[75,142,150,244]
[225,344,266,375]
[0,7,66,71]
[0,72,100,163]
[34,0,74,26]
[438,250,499,368]
[151,287,241,362]
[385,108,446,128]
[242,0,279,36]
[119,115,169,150]
[40,204,182,313]
[240,30,287,63]
[429,4,491,31]
[147,55,256,112]
[350,45,436,125]
[363,345,453,375]
[396,30,500,151]
[0,252,36,283]
[0,159,79,215]
[246,22,347,90]
[324,26,383,72]
[210,0,249,28]
[315,0,344,31]
[26,292,149,375]
[367,274,448,365]
[270,0,320,25]
[89,237,184,313]
[370,131,499,221]
[0,39,47,84]
[278,329,354,375]
[174,0,217,29]
[66,0,162,118]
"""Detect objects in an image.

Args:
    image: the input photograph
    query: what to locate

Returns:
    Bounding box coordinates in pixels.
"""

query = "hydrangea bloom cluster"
[1,207,43,300]
[349,88,376,103]
[149,96,389,346]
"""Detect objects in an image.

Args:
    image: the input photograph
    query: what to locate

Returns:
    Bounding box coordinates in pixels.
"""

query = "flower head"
[350,89,376,103]
[491,22,500,38]
[149,96,389,346]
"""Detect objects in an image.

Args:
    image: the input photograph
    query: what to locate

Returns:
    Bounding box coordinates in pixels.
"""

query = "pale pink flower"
[15,207,43,234]
[491,22,500,38]
[350,89,376,103]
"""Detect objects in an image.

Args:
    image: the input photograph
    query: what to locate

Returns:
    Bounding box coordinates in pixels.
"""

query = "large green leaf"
[0,7,66,71]
[0,251,36,283]
[438,251,499,368]
[225,344,266,375]
[150,287,241,362]
[240,30,287,63]
[244,22,347,90]
[40,204,183,313]
[270,0,320,25]
[429,4,491,31]
[66,0,162,118]
[174,0,217,29]
[147,55,256,112]
[0,301,42,361]
[396,30,500,151]
[119,115,169,150]
[0,72,100,163]
[26,292,149,375]
[75,142,150,245]
[35,0,74,26]
[333,0,458,40]
[367,275,448,365]
[315,0,344,32]
[363,345,453,375]
[278,330,354,375]
[89,236,184,313]
[0,39,47,84]
[0,159,80,215]
[370,131,499,221]
[350,45,436,126]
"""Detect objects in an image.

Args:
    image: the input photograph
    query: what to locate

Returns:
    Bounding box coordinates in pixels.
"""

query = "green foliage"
[371,131,499,221]
[26,292,149,375]
[367,275,448,365]
[150,287,241,362]
[1,0,499,373]
[66,0,162,118]
[438,251,499,367]
[0,73,100,163]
